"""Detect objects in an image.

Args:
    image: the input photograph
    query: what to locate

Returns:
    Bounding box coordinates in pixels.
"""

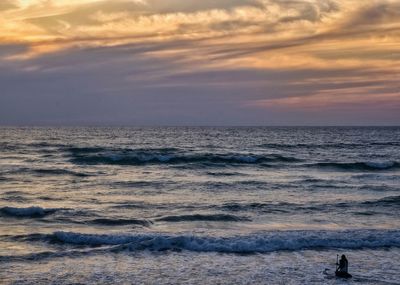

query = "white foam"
[53,229,400,253]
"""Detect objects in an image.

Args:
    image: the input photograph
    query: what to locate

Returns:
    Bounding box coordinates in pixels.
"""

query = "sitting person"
[336,255,352,278]
[337,255,348,273]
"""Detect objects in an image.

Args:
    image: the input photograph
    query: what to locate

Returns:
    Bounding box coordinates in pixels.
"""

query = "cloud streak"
[0,0,399,125]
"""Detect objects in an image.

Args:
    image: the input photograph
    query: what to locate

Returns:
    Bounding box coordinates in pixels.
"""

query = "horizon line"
[1,124,399,128]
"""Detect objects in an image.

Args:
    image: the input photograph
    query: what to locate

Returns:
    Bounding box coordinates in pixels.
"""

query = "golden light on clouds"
[0,0,399,125]
[1,0,399,62]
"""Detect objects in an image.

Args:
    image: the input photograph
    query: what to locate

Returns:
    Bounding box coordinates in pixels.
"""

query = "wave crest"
[156,214,250,222]
[89,218,152,227]
[40,229,400,253]
[311,161,399,171]
[362,196,400,208]
[0,206,58,218]
[67,147,299,166]
[32,169,90,177]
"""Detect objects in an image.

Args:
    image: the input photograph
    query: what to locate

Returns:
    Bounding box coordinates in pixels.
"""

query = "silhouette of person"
[336,254,349,273]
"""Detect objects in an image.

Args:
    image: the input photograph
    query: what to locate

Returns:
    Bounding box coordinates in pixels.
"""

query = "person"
[335,255,352,278]
[337,255,348,273]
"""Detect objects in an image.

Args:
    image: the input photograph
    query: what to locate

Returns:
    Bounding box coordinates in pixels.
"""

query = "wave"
[3,168,92,177]
[310,161,399,171]
[112,180,174,189]
[32,169,91,177]
[260,142,364,149]
[359,185,400,192]
[353,173,400,180]
[0,251,62,262]
[0,195,30,203]
[206,171,245,176]
[0,142,20,151]
[220,202,294,213]
[66,146,179,154]
[218,201,346,214]
[0,206,59,218]
[0,250,80,263]
[69,150,299,166]
[260,142,400,149]
[219,196,400,214]
[0,247,111,263]
[88,218,152,227]
[109,202,149,209]
[65,146,110,154]
[30,142,68,147]
[66,146,397,170]
[156,214,250,222]
[361,196,400,208]
[17,229,400,253]
[370,142,400,147]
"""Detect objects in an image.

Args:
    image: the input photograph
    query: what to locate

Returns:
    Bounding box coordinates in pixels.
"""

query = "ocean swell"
[0,206,59,218]
[260,142,400,149]
[21,229,400,253]
[156,214,250,222]
[310,161,399,171]
[32,169,90,177]
[88,218,152,227]
[361,196,400,208]
[68,149,299,166]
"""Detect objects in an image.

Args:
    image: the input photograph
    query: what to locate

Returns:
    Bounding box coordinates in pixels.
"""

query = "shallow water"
[0,127,399,284]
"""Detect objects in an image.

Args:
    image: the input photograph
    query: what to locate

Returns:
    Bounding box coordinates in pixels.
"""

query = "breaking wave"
[67,147,300,166]
[16,229,400,253]
[65,146,399,171]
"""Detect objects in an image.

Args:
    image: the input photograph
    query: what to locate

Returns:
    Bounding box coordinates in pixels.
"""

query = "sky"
[0,0,399,126]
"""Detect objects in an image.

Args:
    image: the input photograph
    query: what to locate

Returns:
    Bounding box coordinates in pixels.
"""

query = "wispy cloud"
[0,0,399,125]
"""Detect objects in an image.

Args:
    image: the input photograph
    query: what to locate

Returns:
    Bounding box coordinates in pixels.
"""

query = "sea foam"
[67,146,299,166]
[24,229,400,253]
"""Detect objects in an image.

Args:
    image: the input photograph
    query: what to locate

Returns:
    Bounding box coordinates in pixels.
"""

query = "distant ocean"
[1,127,399,284]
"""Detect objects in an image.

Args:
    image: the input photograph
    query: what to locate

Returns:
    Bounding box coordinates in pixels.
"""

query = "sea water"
[0,127,399,284]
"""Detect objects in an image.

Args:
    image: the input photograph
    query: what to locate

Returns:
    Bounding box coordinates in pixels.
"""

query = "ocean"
[0,127,399,284]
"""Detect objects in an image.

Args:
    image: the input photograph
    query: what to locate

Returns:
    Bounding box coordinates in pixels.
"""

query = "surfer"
[336,254,352,278]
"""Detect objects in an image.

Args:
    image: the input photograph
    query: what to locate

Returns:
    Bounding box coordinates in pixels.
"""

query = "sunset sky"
[0,0,399,125]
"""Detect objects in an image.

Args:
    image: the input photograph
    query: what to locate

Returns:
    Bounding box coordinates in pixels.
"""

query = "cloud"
[0,0,399,125]
[0,0,17,11]
[343,1,400,27]
[0,44,28,58]
[146,0,263,13]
